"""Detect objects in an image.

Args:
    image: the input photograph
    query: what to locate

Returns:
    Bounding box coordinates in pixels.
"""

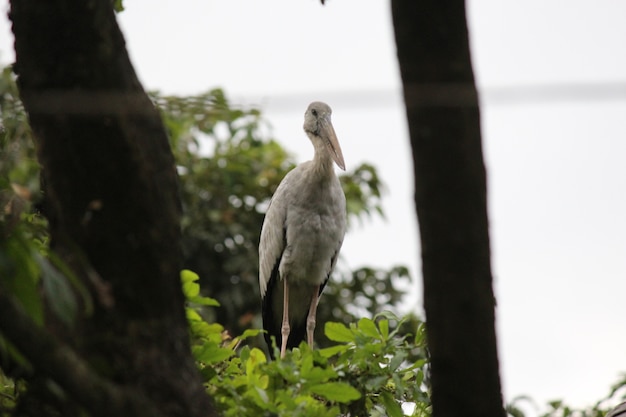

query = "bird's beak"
[320,116,346,170]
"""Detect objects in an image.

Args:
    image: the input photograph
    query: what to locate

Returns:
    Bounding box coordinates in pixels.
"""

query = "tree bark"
[0,289,165,417]
[391,2,505,417]
[9,0,217,415]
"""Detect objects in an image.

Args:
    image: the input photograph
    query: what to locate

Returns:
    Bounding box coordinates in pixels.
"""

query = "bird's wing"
[258,173,293,298]
[328,180,347,275]
[320,183,347,294]
[319,245,342,296]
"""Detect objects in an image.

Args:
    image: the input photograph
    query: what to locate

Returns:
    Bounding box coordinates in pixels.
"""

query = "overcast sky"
[2,0,626,413]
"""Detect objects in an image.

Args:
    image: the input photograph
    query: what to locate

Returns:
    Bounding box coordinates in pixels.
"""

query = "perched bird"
[259,101,347,358]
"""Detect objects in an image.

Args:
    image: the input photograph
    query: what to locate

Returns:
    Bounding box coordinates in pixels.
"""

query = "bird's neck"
[310,135,336,177]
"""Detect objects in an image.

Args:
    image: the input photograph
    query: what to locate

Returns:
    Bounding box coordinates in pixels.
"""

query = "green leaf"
[380,391,403,417]
[389,350,407,372]
[38,254,77,327]
[378,319,389,340]
[188,295,220,307]
[309,382,361,403]
[325,322,354,343]
[46,250,93,316]
[182,281,200,298]
[193,343,233,364]
[245,348,268,387]
[181,269,220,306]
[112,0,124,12]
[358,317,380,339]
[364,375,388,391]
[414,322,427,346]
[181,270,200,297]
[181,269,200,283]
[238,328,263,340]
[246,348,267,369]
[318,344,349,358]
[300,355,336,383]
[2,238,44,326]
[375,310,401,322]
[186,308,202,322]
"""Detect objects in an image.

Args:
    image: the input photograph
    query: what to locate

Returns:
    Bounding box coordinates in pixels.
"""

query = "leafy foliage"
[0,66,39,238]
[182,269,431,417]
[1,67,90,334]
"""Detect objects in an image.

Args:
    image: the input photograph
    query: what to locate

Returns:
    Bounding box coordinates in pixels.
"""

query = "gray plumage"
[259,101,347,358]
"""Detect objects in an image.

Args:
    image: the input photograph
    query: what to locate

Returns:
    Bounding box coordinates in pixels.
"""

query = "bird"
[259,101,347,359]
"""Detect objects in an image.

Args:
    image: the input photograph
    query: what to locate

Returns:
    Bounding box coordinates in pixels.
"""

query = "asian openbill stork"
[259,101,347,358]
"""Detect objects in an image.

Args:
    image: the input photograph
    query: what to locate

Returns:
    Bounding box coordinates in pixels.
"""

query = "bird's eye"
[311,109,318,117]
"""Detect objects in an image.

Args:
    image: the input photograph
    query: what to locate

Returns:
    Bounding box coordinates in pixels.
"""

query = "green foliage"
[1,66,90,412]
[0,371,17,417]
[321,266,411,326]
[340,163,385,225]
[0,66,38,194]
[1,218,45,327]
[112,0,124,13]
[182,269,431,416]
[0,82,44,406]
[153,90,290,337]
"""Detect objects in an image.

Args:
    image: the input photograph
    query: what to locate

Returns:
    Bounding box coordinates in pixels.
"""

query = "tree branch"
[0,289,164,417]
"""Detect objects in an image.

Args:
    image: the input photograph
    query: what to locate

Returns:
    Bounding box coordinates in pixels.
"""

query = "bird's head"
[303,101,346,170]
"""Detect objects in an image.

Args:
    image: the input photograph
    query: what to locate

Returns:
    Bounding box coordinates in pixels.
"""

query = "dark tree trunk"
[9,0,217,415]
[391,2,505,417]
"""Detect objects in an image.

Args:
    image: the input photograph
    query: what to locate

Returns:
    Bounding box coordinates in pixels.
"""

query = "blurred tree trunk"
[9,0,217,415]
[391,2,505,417]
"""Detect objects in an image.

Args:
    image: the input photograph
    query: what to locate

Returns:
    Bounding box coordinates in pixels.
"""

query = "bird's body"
[259,102,347,358]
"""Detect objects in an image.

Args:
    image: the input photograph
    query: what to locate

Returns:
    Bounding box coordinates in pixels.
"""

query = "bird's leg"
[280,278,290,359]
[306,285,321,347]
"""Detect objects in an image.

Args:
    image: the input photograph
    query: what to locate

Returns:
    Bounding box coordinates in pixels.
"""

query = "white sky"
[2,0,626,413]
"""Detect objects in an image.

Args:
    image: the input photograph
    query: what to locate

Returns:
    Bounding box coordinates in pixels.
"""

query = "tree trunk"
[391,2,505,417]
[9,0,217,415]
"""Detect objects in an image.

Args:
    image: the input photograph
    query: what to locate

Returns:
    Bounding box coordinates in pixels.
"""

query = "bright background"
[2,0,626,412]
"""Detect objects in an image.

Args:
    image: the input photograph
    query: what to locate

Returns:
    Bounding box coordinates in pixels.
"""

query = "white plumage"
[259,101,347,358]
